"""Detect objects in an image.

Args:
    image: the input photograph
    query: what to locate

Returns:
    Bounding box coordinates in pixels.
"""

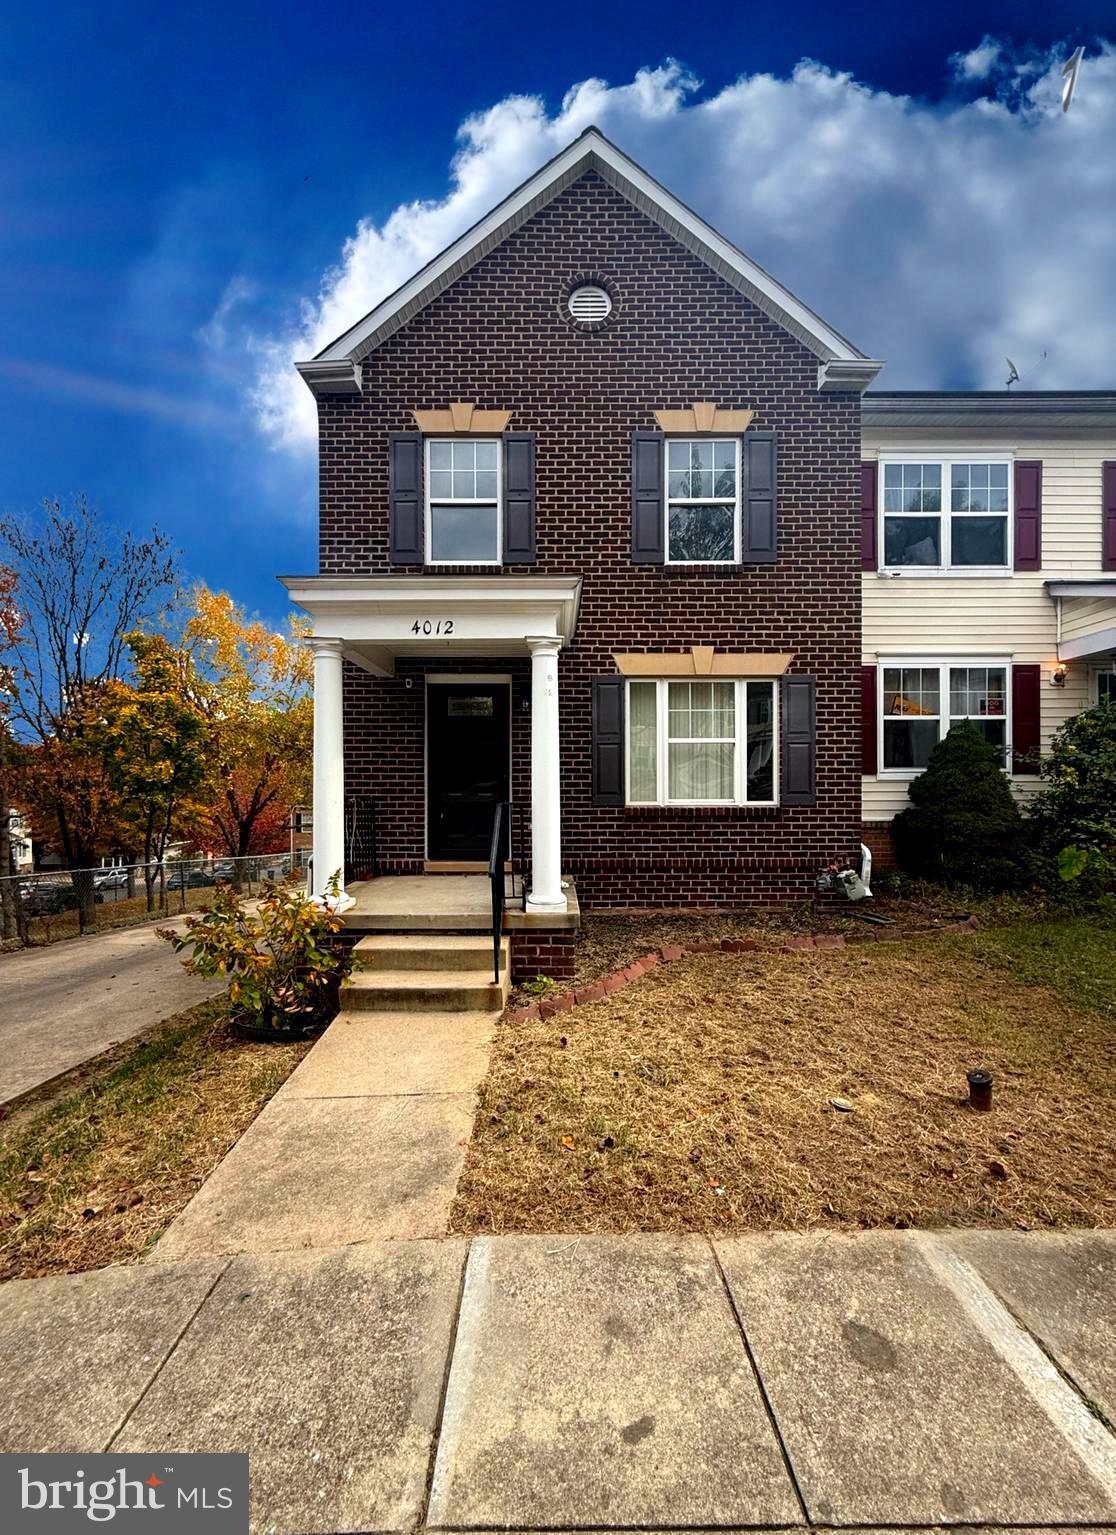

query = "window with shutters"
[425,439,501,564]
[666,439,740,563]
[626,678,777,805]
[880,456,1012,571]
[878,658,1012,776]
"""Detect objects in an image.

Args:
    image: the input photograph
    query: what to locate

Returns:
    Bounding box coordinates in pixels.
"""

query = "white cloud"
[951,37,1003,80]
[246,43,1116,452]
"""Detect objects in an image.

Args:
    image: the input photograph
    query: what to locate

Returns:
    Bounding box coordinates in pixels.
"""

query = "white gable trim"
[302,128,880,387]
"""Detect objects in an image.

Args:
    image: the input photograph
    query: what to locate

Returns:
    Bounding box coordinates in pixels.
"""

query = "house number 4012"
[410,619,454,635]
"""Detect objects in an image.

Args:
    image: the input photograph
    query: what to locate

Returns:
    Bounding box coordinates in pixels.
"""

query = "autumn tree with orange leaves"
[183,586,312,879]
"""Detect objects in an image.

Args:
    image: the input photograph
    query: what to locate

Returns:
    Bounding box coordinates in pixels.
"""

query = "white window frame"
[1092,663,1116,705]
[878,452,1013,576]
[424,437,502,567]
[877,656,1014,779]
[624,677,779,807]
[664,437,741,566]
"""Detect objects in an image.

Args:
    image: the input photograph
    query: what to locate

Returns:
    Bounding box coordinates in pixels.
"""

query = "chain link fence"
[0,850,312,947]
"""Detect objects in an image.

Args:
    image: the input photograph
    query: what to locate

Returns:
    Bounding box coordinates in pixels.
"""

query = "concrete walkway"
[1,1229,1114,1534]
[151,1005,498,1259]
[0,917,223,1106]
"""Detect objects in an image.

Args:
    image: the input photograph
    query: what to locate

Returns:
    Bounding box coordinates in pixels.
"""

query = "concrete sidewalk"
[1,1229,1114,1534]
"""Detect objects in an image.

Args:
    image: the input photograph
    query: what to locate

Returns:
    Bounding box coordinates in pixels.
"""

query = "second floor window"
[666,439,740,563]
[882,459,1010,570]
[426,439,501,563]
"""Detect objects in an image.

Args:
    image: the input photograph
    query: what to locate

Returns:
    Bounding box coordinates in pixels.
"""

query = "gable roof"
[298,127,882,395]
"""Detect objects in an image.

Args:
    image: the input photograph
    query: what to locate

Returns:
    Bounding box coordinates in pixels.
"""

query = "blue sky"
[1,1,1112,625]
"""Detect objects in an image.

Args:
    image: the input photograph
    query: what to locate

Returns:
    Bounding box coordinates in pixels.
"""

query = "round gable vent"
[567,284,612,324]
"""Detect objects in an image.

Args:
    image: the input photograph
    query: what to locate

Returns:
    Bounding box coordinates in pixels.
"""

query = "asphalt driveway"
[0,921,223,1106]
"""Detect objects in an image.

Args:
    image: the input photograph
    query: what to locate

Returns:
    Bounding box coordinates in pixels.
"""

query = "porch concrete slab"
[947,1229,1116,1427]
[114,1240,466,1535]
[275,1009,498,1099]
[345,874,580,931]
[428,1234,804,1529]
[152,1092,476,1260]
[717,1231,1116,1528]
[0,1257,226,1452]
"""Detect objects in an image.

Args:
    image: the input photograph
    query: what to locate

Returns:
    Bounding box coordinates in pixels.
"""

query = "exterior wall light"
[1051,666,1068,687]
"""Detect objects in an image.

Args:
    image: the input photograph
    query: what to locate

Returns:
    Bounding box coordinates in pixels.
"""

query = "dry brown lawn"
[0,1000,309,1280]
[452,921,1116,1236]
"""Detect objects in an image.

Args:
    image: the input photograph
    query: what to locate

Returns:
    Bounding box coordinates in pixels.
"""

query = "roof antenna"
[1005,357,1020,389]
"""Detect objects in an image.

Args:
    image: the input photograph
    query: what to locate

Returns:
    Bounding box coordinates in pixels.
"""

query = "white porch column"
[526,635,566,912]
[309,637,353,911]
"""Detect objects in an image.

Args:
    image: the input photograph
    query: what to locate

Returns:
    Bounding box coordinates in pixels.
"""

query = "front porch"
[341,874,581,984]
[279,574,582,918]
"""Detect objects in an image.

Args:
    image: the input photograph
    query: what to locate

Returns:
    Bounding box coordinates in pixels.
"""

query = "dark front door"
[427,683,510,861]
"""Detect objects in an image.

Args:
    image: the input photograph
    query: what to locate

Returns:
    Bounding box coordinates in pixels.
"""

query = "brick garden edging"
[506,917,980,1024]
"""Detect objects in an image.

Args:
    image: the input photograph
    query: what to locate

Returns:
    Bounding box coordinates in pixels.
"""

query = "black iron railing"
[345,796,380,882]
[488,801,527,984]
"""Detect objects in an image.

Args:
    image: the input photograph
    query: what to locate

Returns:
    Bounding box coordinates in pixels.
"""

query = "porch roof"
[278,574,582,676]
[1046,581,1116,663]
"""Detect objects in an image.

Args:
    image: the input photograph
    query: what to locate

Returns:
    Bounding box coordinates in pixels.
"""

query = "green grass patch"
[962,913,1116,1021]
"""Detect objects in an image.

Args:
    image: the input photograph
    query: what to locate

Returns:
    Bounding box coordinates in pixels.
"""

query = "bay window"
[426,439,501,563]
[880,660,1010,774]
[881,458,1010,570]
[666,439,740,563]
[627,678,776,805]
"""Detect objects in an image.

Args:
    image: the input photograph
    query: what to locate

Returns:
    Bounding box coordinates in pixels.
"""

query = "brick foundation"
[861,822,898,873]
[510,929,578,984]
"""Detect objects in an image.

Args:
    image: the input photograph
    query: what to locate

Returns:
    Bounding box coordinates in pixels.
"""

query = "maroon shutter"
[1014,461,1042,571]
[1103,462,1116,571]
[860,462,878,570]
[1012,664,1041,775]
[861,666,878,775]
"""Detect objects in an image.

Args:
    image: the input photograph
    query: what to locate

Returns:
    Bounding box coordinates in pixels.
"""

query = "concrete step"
[345,968,509,1013]
[353,933,509,973]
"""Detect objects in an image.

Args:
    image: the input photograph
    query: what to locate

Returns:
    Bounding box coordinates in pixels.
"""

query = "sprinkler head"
[967,1068,993,1113]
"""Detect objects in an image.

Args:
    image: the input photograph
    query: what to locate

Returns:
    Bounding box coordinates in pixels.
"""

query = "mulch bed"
[452,928,1116,1237]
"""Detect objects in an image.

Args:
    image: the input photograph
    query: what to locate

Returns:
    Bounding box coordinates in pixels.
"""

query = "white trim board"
[301,128,879,382]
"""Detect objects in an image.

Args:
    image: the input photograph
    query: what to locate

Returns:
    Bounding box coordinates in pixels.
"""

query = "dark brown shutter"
[1014,460,1042,571]
[1104,462,1116,571]
[502,433,536,564]
[861,665,878,775]
[631,430,665,563]
[742,431,777,562]
[781,674,816,806]
[860,462,878,570]
[1012,664,1042,775]
[389,431,423,565]
[591,677,625,805]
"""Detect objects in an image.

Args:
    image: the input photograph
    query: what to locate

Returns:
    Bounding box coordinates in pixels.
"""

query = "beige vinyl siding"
[862,433,1114,822]
[1061,594,1116,645]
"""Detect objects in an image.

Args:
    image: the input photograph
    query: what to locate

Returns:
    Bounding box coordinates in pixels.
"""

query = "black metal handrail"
[488,801,528,984]
[345,796,380,882]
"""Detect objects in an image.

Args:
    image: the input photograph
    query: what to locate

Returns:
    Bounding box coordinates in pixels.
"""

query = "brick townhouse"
[282,125,882,956]
[281,127,1116,972]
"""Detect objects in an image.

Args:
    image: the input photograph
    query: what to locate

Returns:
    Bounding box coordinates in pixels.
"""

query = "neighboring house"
[860,393,1116,866]
[9,808,33,872]
[282,127,883,919]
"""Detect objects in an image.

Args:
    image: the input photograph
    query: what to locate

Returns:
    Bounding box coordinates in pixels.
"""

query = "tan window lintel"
[412,403,512,434]
[613,648,794,678]
[653,403,755,435]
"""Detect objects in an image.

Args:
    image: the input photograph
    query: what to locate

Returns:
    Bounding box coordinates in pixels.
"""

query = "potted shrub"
[159,878,354,1039]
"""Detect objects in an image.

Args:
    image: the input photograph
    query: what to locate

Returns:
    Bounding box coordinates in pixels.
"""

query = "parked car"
[166,861,215,888]
[93,867,130,891]
[20,877,103,915]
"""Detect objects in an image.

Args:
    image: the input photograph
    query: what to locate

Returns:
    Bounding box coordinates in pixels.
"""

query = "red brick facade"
[326,172,863,906]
